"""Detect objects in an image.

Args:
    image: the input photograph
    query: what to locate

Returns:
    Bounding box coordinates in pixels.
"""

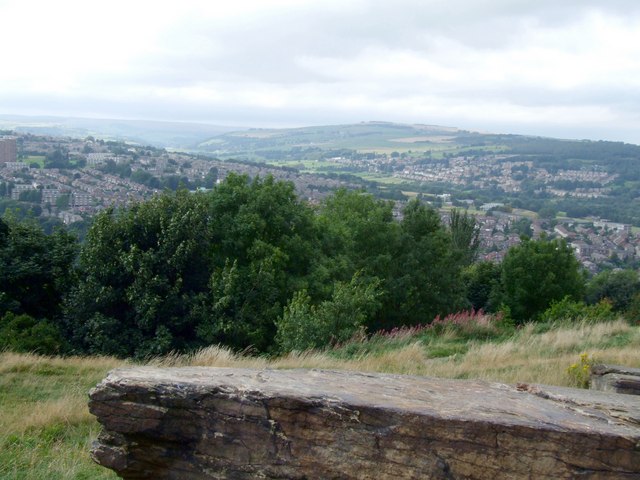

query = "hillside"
[0,114,243,149]
[2,318,639,479]
[197,121,464,156]
[4,116,640,228]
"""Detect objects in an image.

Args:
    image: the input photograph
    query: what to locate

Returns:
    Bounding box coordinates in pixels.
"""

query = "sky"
[2,0,640,143]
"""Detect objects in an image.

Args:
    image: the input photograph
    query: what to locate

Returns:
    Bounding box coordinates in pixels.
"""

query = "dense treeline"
[1,174,638,357]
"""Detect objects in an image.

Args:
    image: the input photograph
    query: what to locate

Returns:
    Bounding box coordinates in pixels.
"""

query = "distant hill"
[196,121,640,160]
[197,121,466,156]
[0,114,245,148]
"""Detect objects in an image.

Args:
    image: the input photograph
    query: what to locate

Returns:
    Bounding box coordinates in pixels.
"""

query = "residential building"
[0,136,17,163]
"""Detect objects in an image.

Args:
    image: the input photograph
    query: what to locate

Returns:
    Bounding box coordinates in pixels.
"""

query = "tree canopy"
[1,174,605,358]
[497,237,585,323]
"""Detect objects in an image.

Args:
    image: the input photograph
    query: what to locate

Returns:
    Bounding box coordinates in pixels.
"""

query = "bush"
[498,237,585,323]
[567,353,595,388]
[626,292,640,324]
[275,273,381,352]
[0,313,65,354]
[542,296,614,323]
[428,308,509,339]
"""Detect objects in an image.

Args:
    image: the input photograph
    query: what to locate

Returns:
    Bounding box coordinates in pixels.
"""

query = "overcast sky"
[2,0,640,143]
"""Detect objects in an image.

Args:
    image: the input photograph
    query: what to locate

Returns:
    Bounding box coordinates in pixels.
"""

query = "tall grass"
[2,318,639,478]
[157,317,640,386]
[0,352,124,480]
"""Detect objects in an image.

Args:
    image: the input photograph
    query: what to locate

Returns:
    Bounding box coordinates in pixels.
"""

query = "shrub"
[275,273,381,352]
[567,353,595,388]
[542,296,614,323]
[625,292,640,324]
[429,308,506,339]
[0,313,65,354]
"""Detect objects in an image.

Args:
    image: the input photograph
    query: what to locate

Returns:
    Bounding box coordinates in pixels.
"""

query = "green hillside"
[198,121,466,156]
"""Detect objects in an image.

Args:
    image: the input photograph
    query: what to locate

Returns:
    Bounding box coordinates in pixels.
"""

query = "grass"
[355,173,411,185]
[21,156,45,168]
[2,318,639,478]
[0,353,124,479]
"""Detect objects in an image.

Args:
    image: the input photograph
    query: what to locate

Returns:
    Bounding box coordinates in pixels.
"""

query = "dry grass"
[0,350,124,375]
[1,318,638,478]
[0,351,124,479]
[157,318,640,388]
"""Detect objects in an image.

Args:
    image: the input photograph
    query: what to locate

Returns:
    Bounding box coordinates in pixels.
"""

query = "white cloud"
[1,0,640,142]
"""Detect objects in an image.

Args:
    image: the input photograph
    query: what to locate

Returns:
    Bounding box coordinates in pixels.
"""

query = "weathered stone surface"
[591,364,640,395]
[89,367,640,479]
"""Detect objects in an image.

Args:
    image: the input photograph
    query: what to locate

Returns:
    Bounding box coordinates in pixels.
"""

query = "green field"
[267,159,345,174]
[22,156,45,168]
[356,173,412,185]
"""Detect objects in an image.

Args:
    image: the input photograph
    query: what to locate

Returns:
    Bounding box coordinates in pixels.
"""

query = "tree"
[462,261,501,311]
[44,149,70,169]
[538,205,557,220]
[0,312,66,354]
[201,174,320,351]
[316,190,398,327]
[317,189,396,279]
[449,209,480,266]
[384,200,467,328]
[0,217,77,321]
[56,194,70,210]
[497,238,585,323]
[275,273,381,352]
[18,189,42,203]
[66,189,215,357]
[67,174,321,356]
[586,269,640,312]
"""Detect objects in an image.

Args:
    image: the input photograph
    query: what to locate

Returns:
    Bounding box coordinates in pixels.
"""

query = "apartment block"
[0,136,17,163]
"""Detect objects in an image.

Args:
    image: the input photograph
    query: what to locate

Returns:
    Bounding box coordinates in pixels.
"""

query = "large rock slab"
[591,364,640,395]
[89,367,640,479]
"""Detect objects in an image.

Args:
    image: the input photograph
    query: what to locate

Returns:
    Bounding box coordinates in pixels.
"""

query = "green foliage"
[383,200,467,328]
[18,189,42,203]
[586,269,640,312]
[0,313,65,354]
[66,183,478,356]
[0,217,77,321]
[567,353,595,388]
[542,296,614,323]
[449,208,480,266]
[67,174,320,356]
[497,237,585,323]
[44,149,70,169]
[625,292,640,324]
[55,194,70,210]
[66,188,216,357]
[275,273,381,352]
[462,261,501,311]
[5,168,618,357]
[202,174,320,351]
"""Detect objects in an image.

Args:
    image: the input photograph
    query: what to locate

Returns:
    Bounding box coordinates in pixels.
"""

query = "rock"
[89,367,640,479]
[591,364,640,395]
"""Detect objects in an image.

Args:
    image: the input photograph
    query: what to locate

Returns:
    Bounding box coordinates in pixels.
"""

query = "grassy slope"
[2,319,639,478]
[0,354,123,480]
[200,123,468,156]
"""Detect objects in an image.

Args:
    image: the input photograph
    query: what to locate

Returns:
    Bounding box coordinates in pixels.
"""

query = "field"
[2,318,639,479]
[198,122,482,157]
[22,156,45,168]
[355,173,412,185]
